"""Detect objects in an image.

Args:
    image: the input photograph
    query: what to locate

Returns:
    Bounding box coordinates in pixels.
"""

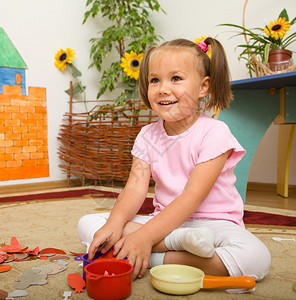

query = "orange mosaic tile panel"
[0,85,49,180]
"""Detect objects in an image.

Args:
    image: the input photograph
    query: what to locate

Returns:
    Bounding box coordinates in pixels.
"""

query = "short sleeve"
[131,126,150,164]
[196,121,245,171]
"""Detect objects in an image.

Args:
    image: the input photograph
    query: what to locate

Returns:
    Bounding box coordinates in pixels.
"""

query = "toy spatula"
[68,273,85,294]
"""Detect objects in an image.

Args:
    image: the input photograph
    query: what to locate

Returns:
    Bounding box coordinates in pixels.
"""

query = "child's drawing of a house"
[0,27,27,95]
[0,27,48,181]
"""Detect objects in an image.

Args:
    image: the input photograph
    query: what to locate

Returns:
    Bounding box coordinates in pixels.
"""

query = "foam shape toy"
[0,288,8,299]
[8,290,29,297]
[68,273,85,294]
[39,248,66,255]
[31,265,53,275]
[0,237,27,253]
[49,255,69,262]
[0,264,12,273]
[15,272,47,289]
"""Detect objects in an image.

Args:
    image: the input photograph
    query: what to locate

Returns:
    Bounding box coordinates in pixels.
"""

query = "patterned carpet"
[0,186,296,299]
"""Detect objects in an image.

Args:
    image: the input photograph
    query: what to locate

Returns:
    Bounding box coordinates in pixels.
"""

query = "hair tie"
[197,40,208,53]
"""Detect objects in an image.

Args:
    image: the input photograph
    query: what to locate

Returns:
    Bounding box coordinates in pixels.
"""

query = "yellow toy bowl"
[150,264,256,295]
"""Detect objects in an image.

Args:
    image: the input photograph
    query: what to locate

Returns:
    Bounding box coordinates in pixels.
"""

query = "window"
[15,73,22,85]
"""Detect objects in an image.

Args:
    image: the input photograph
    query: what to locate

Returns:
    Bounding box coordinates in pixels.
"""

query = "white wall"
[0,0,295,186]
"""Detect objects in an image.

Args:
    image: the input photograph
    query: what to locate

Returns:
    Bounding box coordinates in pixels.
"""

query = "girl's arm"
[115,150,231,278]
[87,156,151,260]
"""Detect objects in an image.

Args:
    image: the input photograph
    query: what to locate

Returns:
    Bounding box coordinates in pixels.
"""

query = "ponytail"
[204,37,233,111]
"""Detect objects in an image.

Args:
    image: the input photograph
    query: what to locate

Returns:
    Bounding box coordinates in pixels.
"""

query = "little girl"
[78,38,271,281]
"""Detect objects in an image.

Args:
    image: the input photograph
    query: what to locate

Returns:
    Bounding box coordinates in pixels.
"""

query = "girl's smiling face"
[147,48,209,135]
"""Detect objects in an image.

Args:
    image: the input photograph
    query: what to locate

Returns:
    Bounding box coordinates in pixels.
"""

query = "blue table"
[218,71,296,201]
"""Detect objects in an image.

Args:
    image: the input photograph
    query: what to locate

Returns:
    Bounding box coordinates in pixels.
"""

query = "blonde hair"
[139,38,233,111]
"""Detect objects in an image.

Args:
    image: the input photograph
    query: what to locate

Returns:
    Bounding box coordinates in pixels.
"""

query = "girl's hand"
[113,232,153,280]
[88,225,122,261]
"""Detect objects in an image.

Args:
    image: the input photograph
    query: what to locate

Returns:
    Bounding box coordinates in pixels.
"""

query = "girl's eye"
[172,76,181,82]
[150,78,159,83]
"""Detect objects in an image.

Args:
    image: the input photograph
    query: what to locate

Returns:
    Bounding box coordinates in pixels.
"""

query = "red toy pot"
[85,259,133,300]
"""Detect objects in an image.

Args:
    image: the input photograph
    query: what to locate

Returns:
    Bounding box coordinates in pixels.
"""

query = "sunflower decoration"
[54,48,88,114]
[194,36,211,59]
[120,51,143,80]
[263,17,291,40]
[54,48,76,71]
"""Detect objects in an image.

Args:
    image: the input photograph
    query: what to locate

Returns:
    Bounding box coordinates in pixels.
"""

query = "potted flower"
[220,8,296,76]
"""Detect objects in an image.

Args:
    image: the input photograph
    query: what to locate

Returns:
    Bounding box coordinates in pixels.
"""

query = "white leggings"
[77,213,271,280]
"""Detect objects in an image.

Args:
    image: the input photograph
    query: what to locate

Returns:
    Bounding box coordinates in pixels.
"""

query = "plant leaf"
[117,82,136,90]
[264,43,270,63]
[65,82,86,95]
[279,9,289,21]
[70,64,82,77]
[289,17,296,26]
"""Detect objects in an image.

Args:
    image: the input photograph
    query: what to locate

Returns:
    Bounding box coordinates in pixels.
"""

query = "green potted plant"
[220,8,296,76]
[83,0,164,114]
[57,0,164,185]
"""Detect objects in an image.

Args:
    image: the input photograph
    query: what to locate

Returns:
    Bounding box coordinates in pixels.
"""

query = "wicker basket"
[57,99,158,186]
[251,55,296,77]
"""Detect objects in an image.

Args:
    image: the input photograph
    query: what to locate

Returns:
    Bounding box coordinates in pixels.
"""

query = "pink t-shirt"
[131,114,246,227]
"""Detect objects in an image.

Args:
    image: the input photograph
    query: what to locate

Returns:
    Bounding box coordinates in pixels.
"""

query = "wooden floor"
[245,184,296,210]
[148,182,296,211]
[147,182,296,211]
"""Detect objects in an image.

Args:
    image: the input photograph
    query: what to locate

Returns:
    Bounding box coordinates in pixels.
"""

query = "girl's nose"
[158,82,170,95]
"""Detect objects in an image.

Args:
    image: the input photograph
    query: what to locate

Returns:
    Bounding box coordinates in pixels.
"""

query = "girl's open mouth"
[159,101,178,105]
